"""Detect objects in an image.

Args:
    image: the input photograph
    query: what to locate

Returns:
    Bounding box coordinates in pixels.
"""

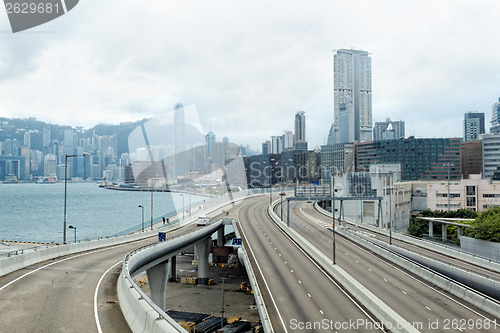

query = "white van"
[197,216,211,226]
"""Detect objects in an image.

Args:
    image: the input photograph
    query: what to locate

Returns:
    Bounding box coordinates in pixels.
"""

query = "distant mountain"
[0,117,149,155]
[91,120,148,155]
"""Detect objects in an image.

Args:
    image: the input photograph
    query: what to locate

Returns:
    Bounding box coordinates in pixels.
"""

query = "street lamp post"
[332,156,336,265]
[389,174,392,245]
[138,205,145,232]
[63,153,89,244]
[68,225,77,243]
[181,194,185,221]
[443,163,455,212]
[280,192,284,220]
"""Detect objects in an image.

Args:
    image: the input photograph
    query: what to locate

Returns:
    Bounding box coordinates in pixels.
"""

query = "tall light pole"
[389,172,393,245]
[63,153,89,244]
[138,205,145,232]
[150,189,154,231]
[443,163,455,212]
[332,155,336,265]
[68,225,77,243]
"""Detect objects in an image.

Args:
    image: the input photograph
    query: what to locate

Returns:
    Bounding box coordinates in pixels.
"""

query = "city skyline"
[1,1,500,150]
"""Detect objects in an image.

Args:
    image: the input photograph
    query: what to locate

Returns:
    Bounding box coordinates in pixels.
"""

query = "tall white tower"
[333,49,372,144]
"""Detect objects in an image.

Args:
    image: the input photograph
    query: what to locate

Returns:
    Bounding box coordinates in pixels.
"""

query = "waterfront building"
[356,137,461,181]
[463,112,485,141]
[333,48,372,143]
[373,118,405,141]
[0,155,25,181]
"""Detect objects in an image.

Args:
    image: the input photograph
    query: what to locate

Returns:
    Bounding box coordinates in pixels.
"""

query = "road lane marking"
[94,260,121,333]
[0,239,147,292]
[236,215,286,333]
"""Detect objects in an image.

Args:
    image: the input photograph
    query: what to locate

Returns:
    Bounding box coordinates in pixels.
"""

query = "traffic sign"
[158,232,166,242]
[232,238,242,246]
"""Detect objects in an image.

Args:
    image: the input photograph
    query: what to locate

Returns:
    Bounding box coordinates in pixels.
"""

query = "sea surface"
[0,183,206,243]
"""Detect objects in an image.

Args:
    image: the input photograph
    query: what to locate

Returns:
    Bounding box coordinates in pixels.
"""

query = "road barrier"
[314,202,500,274]
[340,228,500,320]
[268,201,419,333]
[117,190,272,333]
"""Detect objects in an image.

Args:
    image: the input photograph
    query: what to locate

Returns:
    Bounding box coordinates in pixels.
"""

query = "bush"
[471,207,500,243]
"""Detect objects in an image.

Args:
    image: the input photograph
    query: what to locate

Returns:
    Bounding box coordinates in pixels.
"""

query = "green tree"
[471,207,500,242]
[407,209,477,238]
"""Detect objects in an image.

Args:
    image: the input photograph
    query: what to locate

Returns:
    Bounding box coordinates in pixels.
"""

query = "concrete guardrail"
[268,201,420,333]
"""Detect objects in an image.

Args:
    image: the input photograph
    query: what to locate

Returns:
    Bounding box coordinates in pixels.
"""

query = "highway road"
[235,196,383,333]
[281,200,500,333]
[0,219,206,333]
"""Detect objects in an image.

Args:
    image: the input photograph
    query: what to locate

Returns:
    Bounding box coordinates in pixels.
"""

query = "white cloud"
[1,0,500,149]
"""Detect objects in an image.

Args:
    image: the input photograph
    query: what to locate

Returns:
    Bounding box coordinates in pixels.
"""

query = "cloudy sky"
[1,0,500,151]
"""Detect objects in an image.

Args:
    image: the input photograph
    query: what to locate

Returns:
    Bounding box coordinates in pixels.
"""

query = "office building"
[333,48,372,143]
[271,136,283,154]
[463,112,485,141]
[373,118,405,141]
[294,111,306,146]
[427,174,500,212]
[482,133,500,178]
[356,137,461,181]
[490,98,500,133]
[262,141,270,155]
[320,143,355,182]
[460,140,482,178]
[283,131,294,151]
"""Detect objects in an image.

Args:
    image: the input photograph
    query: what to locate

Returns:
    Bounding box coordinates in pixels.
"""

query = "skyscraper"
[333,48,372,144]
[294,111,306,142]
[491,98,500,133]
[463,112,485,141]
[294,111,307,150]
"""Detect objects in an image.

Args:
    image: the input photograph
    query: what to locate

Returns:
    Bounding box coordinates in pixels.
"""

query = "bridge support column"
[457,226,463,238]
[217,226,225,246]
[442,223,447,241]
[429,222,433,237]
[169,255,177,282]
[146,259,170,310]
[195,238,210,285]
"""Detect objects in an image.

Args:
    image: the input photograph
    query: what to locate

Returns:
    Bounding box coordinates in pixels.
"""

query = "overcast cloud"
[1,0,500,151]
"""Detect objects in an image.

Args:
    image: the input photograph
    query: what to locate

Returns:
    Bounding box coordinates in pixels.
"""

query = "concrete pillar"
[457,226,463,238]
[217,226,225,246]
[146,259,170,310]
[442,223,447,241]
[195,238,210,285]
[429,222,433,237]
[169,255,177,282]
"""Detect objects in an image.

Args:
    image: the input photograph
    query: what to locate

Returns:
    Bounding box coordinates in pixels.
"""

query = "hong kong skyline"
[1,1,500,150]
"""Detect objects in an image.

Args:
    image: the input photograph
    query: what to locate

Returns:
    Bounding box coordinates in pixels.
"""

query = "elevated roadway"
[0,220,205,332]
[235,196,382,333]
[280,200,500,333]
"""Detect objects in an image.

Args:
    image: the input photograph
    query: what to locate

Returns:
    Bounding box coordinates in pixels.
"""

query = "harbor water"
[0,183,206,243]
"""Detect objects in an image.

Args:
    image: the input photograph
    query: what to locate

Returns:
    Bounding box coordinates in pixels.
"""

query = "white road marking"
[94,261,121,333]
